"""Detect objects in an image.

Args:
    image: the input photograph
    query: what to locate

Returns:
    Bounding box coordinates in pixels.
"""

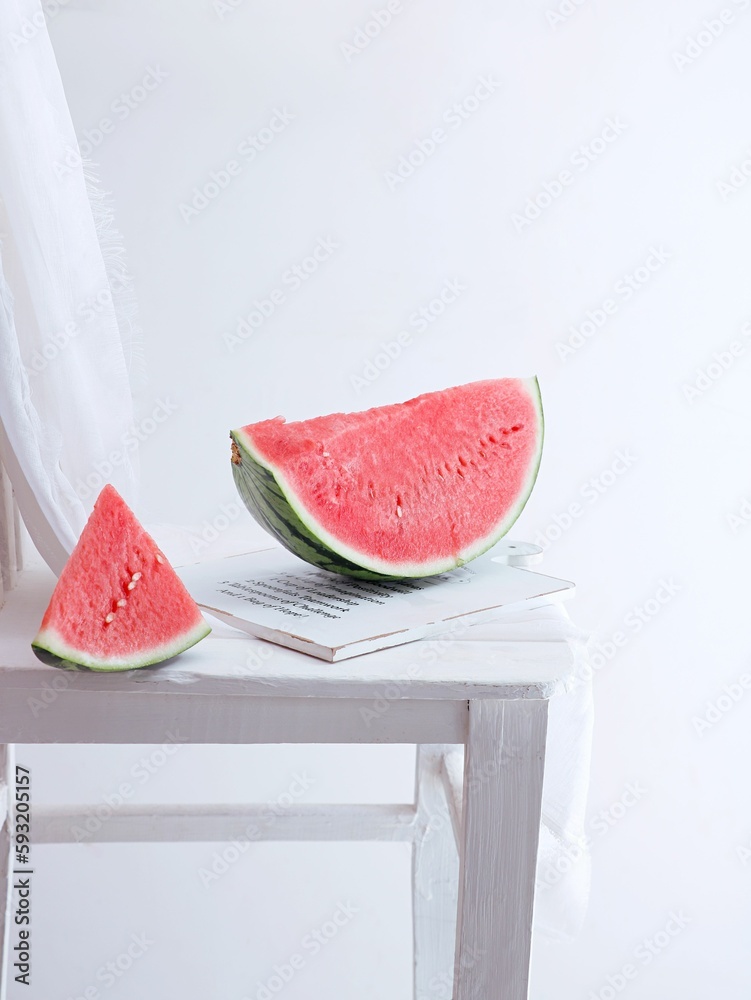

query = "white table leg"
[454,700,548,1000]
[0,464,20,603]
[0,744,13,1000]
[413,745,459,1000]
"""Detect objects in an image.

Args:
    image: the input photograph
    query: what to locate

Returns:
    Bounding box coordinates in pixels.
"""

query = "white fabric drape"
[457,603,594,939]
[0,0,138,575]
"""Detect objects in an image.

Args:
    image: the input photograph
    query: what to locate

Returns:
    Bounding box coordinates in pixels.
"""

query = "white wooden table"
[0,564,577,1000]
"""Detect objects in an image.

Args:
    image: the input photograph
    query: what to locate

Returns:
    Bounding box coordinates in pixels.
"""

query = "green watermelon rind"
[31,618,212,672]
[231,436,388,580]
[231,377,544,580]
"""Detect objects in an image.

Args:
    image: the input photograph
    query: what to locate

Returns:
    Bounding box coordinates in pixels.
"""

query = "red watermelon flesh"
[32,485,210,670]
[232,378,543,578]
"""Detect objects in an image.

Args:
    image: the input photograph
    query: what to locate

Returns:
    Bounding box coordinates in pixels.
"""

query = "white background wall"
[13,0,751,996]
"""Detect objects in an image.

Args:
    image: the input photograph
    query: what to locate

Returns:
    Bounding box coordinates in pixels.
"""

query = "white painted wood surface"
[33,802,418,844]
[0,689,467,745]
[0,465,20,608]
[0,745,13,1000]
[440,747,465,851]
[0,569,577,704]
[454,700,549,1000]
[413,746,460,1000]
[0,565,573,999]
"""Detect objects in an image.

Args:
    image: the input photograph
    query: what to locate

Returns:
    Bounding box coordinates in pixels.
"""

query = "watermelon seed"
[156,553,164,564]
[132,572,142,581]
[396,505,403,518]
[127,581,136,591]
[488,435,497,444]
[104,613,115,624]
[116,599,126,608]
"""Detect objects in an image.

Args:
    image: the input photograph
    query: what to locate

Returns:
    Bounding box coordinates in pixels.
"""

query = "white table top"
[0,568,579,702]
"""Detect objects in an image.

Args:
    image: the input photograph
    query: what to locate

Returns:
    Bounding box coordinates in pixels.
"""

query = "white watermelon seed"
[132,572,142,581]
[396,505,403,517]
[116,599,126,607]
[156,553,164,564]
[127,582,136,591]
[105,613,115,623]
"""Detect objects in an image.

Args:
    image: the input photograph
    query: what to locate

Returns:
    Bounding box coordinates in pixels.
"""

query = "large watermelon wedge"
[32,485,211,670]
[230,378,543,579]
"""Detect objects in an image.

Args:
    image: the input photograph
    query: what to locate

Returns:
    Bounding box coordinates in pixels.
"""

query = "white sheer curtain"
[0,0,593,943]
[0,0,139,575]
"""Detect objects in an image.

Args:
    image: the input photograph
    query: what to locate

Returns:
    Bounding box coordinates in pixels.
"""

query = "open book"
[179,546,575,662]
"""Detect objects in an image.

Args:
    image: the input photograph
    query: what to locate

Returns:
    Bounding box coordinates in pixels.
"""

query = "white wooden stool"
[0,560,575,1000]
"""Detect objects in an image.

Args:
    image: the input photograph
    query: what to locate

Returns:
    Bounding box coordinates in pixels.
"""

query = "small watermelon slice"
[230,378,544,579]
[32,485,211,670]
